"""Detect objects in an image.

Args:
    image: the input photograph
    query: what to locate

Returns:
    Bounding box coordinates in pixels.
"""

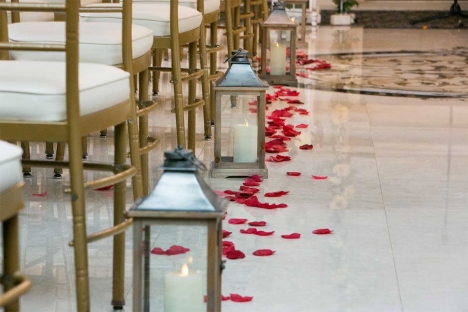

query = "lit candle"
[164,264,204,312]
[269,42,286,75]
[234,120,258,163]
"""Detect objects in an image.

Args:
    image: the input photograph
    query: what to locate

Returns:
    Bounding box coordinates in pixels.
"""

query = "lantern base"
[259,74,298,87]
[210,158,268,178]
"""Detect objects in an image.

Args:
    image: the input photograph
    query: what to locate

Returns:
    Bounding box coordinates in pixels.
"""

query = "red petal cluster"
[247,175,263,182]
[267,155,291,162]
[240,228,275,236]
[283,125,301,137]
[266,93,278,103]
[281,233,301,239]
[265,138,289,153]
[286,172,301,176]
[253,249,275,256]
[248,221,267,226]
[270,108,293,118]
[312,228,333,235]
[300,144,313,150]
[151,245,190,256]
[244,196,288,209]
[230,294,253,302]
[264,191,289,197]
[240,186,260,193]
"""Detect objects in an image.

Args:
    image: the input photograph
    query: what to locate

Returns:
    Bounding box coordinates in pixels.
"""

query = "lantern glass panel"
[134,221,208,311]
[268,29,291,76]
[219,94,259,163]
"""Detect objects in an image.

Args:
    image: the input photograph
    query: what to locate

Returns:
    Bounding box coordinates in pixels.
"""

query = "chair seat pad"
[6,0,54,23]
[0,61,130,122]
[46,0,102,6]
[8,22,153,65]
[80,3,203,37]
[134,0,220,15]
[0,141,23,193]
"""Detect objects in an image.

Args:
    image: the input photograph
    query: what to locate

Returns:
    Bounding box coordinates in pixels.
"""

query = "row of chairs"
[0,0,269,311]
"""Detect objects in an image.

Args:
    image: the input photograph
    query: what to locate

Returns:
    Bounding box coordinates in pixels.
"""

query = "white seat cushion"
[134,0,220,14]
[8,22,153,65]
[46,0,102,6]
[0,141,23,193]
[80,3,203,37]
[0,61,130,122]
[6,0,54,23]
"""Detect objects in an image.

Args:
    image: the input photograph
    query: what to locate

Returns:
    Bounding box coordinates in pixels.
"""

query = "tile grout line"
[364,101,405,312]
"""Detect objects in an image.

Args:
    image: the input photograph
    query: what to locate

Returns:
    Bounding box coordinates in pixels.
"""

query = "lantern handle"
[174,146,207,171]
[224,48,243,63]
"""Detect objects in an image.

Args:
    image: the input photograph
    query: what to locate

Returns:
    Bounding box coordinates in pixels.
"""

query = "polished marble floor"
[4,27,468,312]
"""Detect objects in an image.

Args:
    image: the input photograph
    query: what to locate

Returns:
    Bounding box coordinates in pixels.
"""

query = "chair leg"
[21,141,31,177]
[152,49,163,95]
[68,131,90,312]
[187,41,198,151]
[54,142,66,179]
[198,20,212,140]
[45,142,54,159]
[171,42,187,149]
[138,68,150,196]
[252,4,259,56]
[244,0,253,55]
[233,6,240,51]
[210,20,218,124]
[111,122,127,310]
[3,215,20,312]
[225,0,234,56]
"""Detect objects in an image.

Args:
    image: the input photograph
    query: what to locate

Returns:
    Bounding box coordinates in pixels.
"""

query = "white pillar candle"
[164,264,204,312]
[269,42,286,75]
[233,121,258,163]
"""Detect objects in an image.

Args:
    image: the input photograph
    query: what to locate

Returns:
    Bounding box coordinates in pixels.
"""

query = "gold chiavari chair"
[81,1,211,151]
[8,1,158,195]
[247,0,267,57]
[0,0,143,310]
[0,141,32,312]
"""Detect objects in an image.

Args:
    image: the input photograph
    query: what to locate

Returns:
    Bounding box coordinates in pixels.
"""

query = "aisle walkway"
[15,27,468,311]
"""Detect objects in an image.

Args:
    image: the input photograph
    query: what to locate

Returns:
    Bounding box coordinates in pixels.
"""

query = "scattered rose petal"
[281,233,301,239]
[248,221,267,226]
[296,124,308,128]
[240,186,260,193]
[228,218,248,225]
[264,191,289,197]
[222,230,232,238]
[32,191,47,197]
[300,144,313,150]
[266,155,291,162]
[255,230,275,236]
[312,228,333,235]
[240,228,258,234]
[226,249,246,260]
[253,249,275,256]
[243,180,261,187]
[230,294,253,302]
[287,91,300,96]
[165,245,190,256]
[222,244,236,256]
[94,185,114,191]
[286,172,301,176]
[247,175,263,182]
[287,99,304,104]
[235,198,247,204]
[150,247,166,255]
[312,175,328,180]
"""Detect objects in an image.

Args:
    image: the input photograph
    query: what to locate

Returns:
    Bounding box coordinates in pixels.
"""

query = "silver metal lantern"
[128,147,228,312]
[260,2,298,86]
[211,49,269,178]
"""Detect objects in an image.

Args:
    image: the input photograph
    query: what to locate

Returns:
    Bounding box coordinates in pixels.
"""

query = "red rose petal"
[248,221,267,226]
[240,228,258,234]
[287,99,304,104]
[222,230,232,238]
[296,124,308,128]
[286,172,301,176]
[312,228,333,235]
[255,230,275,236]
[32,191,47,197]
[150,247,166,255]
[222,295,230,301]
[243,180,261,186]
[247,175,263,182]
[228,218,248,225]
[264,191,289,197]
[252,249,275,256]
[222,241,234,247]
[235,198,247,204]
[165,245,190,256]
[281,233,301,239]
[240,186,260,193]
[222,245,236,256]
[94,185,114,191]
[226,249,246,260]
[312,175,328,180]
[230,294,253,302]
[300,144,313,150]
